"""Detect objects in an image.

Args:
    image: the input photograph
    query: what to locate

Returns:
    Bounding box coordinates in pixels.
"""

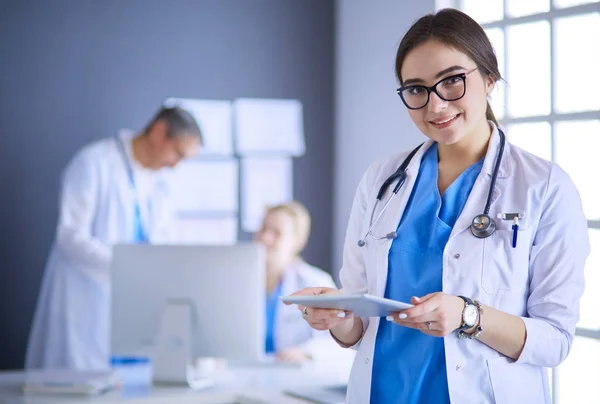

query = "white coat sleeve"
[55,149,112,274]
[515,164,589,367]
[335,167,374,349]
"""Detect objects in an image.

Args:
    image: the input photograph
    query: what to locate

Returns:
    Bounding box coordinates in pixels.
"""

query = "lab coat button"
[365,358,370,364]
[456,365,462,371]
[454,253,460,259]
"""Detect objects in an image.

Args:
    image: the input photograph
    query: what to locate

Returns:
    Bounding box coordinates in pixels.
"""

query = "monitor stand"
[152,299,216,390]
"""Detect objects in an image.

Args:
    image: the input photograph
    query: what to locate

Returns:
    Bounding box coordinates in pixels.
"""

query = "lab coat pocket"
[487,356,546,404]
[481,228,532,294]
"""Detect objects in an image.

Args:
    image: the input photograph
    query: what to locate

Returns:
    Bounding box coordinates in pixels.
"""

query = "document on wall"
[241,157,293,232]
[174,215,238,245]
[163,98,233,156]
[234,98,305,156]
[168,159,238,213]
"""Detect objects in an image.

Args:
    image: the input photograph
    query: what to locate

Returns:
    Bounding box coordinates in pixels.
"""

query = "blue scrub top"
[265,282,283,354]
[371,143,483,403]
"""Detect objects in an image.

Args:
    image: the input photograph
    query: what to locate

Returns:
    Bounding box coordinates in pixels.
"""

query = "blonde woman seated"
[254,201,346,364]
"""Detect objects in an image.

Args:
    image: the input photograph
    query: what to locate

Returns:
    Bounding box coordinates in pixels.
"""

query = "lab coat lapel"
[279,267,299,298]
[449,125,512,240]
[276,266,302,323]
[449,171,500,240]
[113,133,138,236]
[275,266,304,349]
[374,141,434,297]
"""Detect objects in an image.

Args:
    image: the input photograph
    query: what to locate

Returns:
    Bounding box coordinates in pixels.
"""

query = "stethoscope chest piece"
[470,214,496,239]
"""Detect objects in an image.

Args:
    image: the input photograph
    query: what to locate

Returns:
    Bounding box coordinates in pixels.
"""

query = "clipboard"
[280,294,413,317]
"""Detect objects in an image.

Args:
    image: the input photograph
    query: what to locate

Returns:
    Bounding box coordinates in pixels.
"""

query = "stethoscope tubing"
[359,129,506,247]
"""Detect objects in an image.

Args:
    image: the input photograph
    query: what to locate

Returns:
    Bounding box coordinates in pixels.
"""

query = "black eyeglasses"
[397,67,479,110]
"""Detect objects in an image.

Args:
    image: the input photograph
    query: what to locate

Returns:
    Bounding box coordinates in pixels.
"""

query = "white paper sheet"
[163,98,233,156]
[168,159,238,212]
[241,157,293,232]
[234,98,305,156]
[173,215,238,245]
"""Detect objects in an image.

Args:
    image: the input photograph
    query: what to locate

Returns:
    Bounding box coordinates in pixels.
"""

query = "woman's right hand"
[284,287,354,332]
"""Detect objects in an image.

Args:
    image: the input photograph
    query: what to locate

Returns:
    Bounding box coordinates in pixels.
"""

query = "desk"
[0,363,349,404]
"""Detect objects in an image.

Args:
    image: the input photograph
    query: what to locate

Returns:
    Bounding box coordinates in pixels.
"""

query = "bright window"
[506,122,552,160]
[506,21,551,117]
[555,120,600,219]
[462,0,504,22]
[553,13,600,113]
[507,0,550,17]
[553,336,600,402]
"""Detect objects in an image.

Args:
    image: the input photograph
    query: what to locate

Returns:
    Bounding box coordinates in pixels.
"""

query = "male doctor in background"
[26,106,203,370]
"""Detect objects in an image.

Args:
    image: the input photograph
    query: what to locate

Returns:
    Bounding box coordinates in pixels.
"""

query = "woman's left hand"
[388,293,465,337]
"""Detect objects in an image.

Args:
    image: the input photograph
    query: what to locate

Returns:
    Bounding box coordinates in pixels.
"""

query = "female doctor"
[26,107,202,370]
[289,8,589,404]
[254,202,352,366]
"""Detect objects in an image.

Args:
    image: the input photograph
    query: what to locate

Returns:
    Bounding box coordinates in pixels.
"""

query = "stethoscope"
[357,129,506,248]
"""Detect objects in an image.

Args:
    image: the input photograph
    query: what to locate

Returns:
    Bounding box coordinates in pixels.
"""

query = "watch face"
[464,305,478,326]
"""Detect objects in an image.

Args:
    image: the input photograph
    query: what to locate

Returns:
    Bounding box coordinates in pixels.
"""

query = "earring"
[486,94,492,102]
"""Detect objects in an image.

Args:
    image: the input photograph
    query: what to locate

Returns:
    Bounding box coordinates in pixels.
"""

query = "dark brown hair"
[395,8,501,126]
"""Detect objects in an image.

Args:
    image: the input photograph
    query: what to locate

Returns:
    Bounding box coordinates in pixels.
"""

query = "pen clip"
[496,212,525,221]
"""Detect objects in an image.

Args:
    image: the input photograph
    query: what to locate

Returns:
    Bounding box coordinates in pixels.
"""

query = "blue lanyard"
[114,137,149,243]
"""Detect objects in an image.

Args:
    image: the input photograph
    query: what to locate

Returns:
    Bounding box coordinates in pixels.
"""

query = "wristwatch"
[456,296,479,335]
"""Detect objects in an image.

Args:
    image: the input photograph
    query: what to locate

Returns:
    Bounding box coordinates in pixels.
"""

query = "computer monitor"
[110,243,266,371]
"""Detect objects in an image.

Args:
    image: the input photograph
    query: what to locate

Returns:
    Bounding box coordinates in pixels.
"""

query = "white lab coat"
[274,260,355,368]
[338,123,589,403]
[26,130,177,370]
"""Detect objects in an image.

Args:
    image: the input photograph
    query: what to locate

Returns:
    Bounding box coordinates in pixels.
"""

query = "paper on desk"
[174,215,238,245]
[23,370,118,395]
[241,157,293,232]
[168,159,238,212]
[164,98,233,156]
[234,98,305,156]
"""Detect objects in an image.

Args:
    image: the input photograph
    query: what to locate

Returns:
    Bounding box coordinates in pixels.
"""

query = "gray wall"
[0,0,334,370]
[332,0,435,275]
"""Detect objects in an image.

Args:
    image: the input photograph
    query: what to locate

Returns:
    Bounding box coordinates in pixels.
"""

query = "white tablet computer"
[280,294,413,318]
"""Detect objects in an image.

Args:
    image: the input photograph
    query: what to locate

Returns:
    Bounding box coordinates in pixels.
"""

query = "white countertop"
[0,362,349,404]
